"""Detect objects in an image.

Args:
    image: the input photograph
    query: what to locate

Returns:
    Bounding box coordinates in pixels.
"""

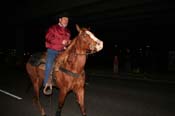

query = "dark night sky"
[3,0,175,51]
[0,0,174,74]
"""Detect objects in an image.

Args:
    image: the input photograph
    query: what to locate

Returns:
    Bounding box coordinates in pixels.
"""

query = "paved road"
[0,67,175,116]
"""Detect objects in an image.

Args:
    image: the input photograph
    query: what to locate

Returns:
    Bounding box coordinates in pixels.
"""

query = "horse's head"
[76,24,103,54]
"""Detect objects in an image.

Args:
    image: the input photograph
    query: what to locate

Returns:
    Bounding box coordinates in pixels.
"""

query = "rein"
[75,51,97,55]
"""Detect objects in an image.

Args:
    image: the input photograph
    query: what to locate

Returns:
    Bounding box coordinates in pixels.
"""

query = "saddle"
[28,52,59,87]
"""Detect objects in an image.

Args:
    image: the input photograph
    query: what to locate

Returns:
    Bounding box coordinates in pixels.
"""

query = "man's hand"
[62,40,67,45]
[63,40,71,50]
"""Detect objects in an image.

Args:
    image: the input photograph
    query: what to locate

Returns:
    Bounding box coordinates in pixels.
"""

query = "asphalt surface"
[0,67,175,116]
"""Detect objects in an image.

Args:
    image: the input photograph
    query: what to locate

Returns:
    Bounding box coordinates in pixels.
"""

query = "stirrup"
[43,83,52,95]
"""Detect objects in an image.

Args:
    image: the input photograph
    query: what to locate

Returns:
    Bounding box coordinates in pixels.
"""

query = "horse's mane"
[54,37,77,67]
[64,37,77,53]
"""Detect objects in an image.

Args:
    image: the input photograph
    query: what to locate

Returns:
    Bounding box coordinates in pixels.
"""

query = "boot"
[43,78,52,95]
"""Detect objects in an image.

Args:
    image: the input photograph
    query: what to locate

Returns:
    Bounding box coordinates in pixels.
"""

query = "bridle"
[74,34,98,55]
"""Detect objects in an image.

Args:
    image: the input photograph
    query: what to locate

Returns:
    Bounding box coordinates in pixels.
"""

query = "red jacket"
[45,24,71,51]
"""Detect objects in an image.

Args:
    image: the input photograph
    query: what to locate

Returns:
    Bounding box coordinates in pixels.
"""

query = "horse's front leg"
[75,88,86,116]
[56,89,67,116]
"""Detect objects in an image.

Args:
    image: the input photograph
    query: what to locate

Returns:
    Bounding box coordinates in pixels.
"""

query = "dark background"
[1,0,175,76]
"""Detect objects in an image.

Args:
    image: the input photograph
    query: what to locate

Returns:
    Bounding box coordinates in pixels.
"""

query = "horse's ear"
[76,24,81,32]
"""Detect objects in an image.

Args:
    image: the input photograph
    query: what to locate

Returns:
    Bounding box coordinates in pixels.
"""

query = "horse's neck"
[64,48,87,73]
[58,38,87,73]
[74,54,87,69]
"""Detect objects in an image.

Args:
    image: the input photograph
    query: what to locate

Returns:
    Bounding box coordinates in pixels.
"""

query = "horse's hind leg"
[75,88,86,116]
[56,89,67,116]
[32,79,46,116]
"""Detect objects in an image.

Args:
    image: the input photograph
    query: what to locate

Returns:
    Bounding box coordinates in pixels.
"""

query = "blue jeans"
[44,49,59,86]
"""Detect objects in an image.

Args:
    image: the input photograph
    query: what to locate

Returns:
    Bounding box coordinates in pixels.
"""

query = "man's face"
[59,17,69,27]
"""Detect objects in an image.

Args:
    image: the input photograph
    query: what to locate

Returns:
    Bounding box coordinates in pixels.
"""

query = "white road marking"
[0,89,22,100]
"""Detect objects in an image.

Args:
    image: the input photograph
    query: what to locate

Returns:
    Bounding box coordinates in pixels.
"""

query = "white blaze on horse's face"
[85,31,103,52]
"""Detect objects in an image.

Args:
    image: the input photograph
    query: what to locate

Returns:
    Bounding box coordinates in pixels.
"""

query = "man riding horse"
[26,22,103,116]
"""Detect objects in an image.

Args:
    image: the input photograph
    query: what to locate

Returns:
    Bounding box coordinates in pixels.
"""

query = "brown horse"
[26,24,103,116]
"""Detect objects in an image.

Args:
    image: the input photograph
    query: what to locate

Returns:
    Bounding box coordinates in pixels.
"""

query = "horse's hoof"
[55,110,61,116]
[82,113,87,116]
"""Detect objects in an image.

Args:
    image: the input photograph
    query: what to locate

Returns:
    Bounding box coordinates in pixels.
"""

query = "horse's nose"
[96,40,103,51]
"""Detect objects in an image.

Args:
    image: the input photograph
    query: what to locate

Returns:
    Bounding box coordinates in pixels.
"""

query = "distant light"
[146,45,150,48]
[114,44,118,48]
